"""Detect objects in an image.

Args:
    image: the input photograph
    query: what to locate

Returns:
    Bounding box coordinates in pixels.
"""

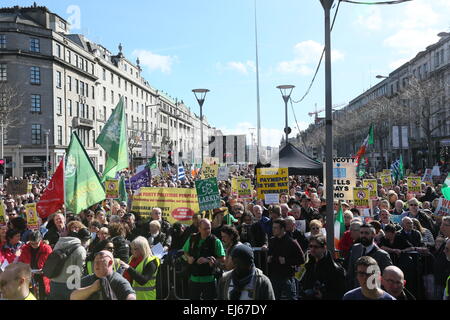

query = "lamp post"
[192,89,210,164]
[276,85,295,145]
[44,129,50,179]
[320,0,335,251]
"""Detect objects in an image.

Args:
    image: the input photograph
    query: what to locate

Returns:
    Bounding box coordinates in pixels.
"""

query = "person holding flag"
[355,124,374,168]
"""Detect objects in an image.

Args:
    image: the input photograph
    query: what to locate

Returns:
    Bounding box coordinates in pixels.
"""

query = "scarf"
[99,276,118,300]
[123,256,143,283]
[229,265,256,300]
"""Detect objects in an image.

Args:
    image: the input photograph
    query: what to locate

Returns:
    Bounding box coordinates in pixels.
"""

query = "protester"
[220,225,242,271]
[85,239,122,276]
[381,265,416,300]
[147,220,171,251]
[43,213,68,248]
[71,250,136,300]
[1,229,24,264]
[0,262,37,300]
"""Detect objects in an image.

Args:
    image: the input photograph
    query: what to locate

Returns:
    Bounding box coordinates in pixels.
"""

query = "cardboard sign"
[407,177,422,194]
[105,179,119,199]
[25,203,39,230]
[434,198,450,216]
[0,201,6,226]
[131,187,200,224]
[295,219,306,234]
[380,175,392,187]
[332,157,357,202]
[256,168,289,200]
[204,157,219,165]
[5,179,28,196]
[422,169,433,186]
[363,179,378,200]
[195,178,221,212]
[353,187,370,209]
[264,193,280,205]
[431,166,441,177]
[217,166,230,181]
[232,177,253,200]
[383,169,391,176]
[201,164,219,179]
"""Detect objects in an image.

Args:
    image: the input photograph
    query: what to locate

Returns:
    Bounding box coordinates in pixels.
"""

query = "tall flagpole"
[254,0,262,163]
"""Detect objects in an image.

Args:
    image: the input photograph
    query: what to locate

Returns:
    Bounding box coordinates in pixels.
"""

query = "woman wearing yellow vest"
[84,239,122,276]
[120,236,160,300]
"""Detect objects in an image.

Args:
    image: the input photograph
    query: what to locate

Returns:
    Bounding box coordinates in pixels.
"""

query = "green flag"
[398,155,404,180]
[442,173,450,200]
[65,132,106,214]
[96,97,129,181]
[118,176,128,203]
[147,154,157,169]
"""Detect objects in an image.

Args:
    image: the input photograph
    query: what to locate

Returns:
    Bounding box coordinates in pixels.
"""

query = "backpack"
[42,244,80,278]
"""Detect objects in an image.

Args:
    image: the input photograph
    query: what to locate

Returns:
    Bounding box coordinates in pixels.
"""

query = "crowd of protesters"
[0,162,449,301]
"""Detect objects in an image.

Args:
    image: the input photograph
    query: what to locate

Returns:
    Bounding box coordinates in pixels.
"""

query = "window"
[103,68,106,81]
[56,71,62,88]
[81,103,85,118]
[111,90,114,104]
[56,44,61,58]
[31,124,41,144]
[91,86,95,99]
[91,63,94,75]
[68,99,72,116]
[80,81,84,96]
[103,87,106,101]
[75,55,79,68]
[66,50,71,63]
[118,77,121,88]
[75,79,79,94]
[30,66,40,84]
[125,80,127,91]
[67,76,72,91]
[111,73,114,85]
[0,64,6,81]
[76,102,79,117]
[103,106,107,120]
[85,83,89,97]
[0,35,5,49]
[30,38,40,52]
[57,126,63,145]
[93,130,96,147]
[131,99,134,111]
[57,97,62,115]
[31,95,41,113]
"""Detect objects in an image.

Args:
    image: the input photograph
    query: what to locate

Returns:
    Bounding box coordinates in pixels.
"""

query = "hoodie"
[51,237,86,284]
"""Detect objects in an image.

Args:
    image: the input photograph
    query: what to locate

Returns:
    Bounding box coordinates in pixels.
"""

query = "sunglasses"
[409,204,418,206]
[105,246,114,251]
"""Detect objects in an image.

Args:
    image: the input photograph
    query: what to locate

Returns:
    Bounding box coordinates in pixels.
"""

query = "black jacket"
[433,240,450,286]
[300,207,321,232]
[407,211,436,237]
[249,222,268,247]
[43,227,61,248]
[287,229,309,253]
[147,232,171,248]
[268,233,305,278]
[300,251,346,300]
[397,229,423,248]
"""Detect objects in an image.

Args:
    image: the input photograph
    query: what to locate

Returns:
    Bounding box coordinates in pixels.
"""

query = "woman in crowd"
[305,219,324,240]
[1,229,24,263]
[147,220,171,251]
[84,239,122,276]
[220,225,241,271]
[95,210,109,228]
[120,236,160,300]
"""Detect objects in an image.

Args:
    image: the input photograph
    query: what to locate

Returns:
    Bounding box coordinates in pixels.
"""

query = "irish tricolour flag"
[334,206,345,249]
[443,173,450,200]
[355,124,374,165]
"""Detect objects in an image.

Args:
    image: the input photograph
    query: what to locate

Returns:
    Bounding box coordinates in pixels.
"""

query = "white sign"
[431,166,441,177]
[434,198,450,216]
[422,169,433,183]
[217,166,230,181]
[264,193,279,205]
[150,167,161,177]
[331,157,357,203]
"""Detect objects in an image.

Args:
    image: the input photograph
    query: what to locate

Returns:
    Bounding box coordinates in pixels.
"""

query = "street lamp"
[276,85,295,144]
[44,129,50,179]
[192,89,210,164]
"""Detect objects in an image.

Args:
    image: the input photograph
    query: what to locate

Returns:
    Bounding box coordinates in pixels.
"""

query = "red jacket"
[18,243,53,295]
[1,243,23,264]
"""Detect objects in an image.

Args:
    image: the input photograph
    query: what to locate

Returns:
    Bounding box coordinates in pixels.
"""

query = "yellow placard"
[353,187,370,208]
[232,177,253,199]
[383,169,391,176]
[201,164,219,179]
[380,175,392,187]
[407,177,422,194]
[131,188,201,224]
[27,183,32,193]
[363,179,378,200]
[25,203,39,230]
[256,168,289,200]
[105,179,119,199]
[0,201,6,226]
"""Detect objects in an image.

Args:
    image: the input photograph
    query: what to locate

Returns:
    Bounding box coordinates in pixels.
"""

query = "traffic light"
[0,159,4,175]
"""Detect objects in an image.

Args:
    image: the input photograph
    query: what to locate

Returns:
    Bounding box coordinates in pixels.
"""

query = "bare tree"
[400,75,450,166]
[0,82,24,137]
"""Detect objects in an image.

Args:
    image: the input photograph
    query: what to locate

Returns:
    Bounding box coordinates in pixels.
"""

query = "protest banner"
[256,168,289,200]
[6,179,28,196]
[363,179,378,200]
[201,164,219,179]
[434,198,450,216]
[105,179,119,199]
[383,169,391,176]
[217,166,229,181]
[0,201,6,226]
[353,187,370,209]
[195,178,221,212]
[422,169,433,186]
[380,175,392,187]
[232,177,253,200]
[407,177,422,195]
[25,203,39,230]
[264,194,280,205]
[331,157,357,203]
[131,188,200,224]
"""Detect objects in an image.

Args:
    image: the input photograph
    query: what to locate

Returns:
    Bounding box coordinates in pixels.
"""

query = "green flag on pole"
[147,154,157,169]
[96,97,129,181]
[442,173,450,200]
[398,155,404,180]
[65,132,106,214]
[118,175,128,203]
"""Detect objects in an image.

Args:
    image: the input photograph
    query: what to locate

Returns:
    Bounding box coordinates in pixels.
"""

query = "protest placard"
[380,175,392,187]
[332,157,357,203]
[232,177,253,200]
[201,164,219,179]
[407,177,422,195]
[195,178,221,212]
[105,179,119,199]
[363,179,378,200]
[217,166,229,181]
[25,203,39,230]
[256,168,288,200]
[434,198,450,216]
[6,179,28,196]
[353,187,370,209]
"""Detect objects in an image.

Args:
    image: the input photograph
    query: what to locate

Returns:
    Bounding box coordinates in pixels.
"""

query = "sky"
[5,0,450,147]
